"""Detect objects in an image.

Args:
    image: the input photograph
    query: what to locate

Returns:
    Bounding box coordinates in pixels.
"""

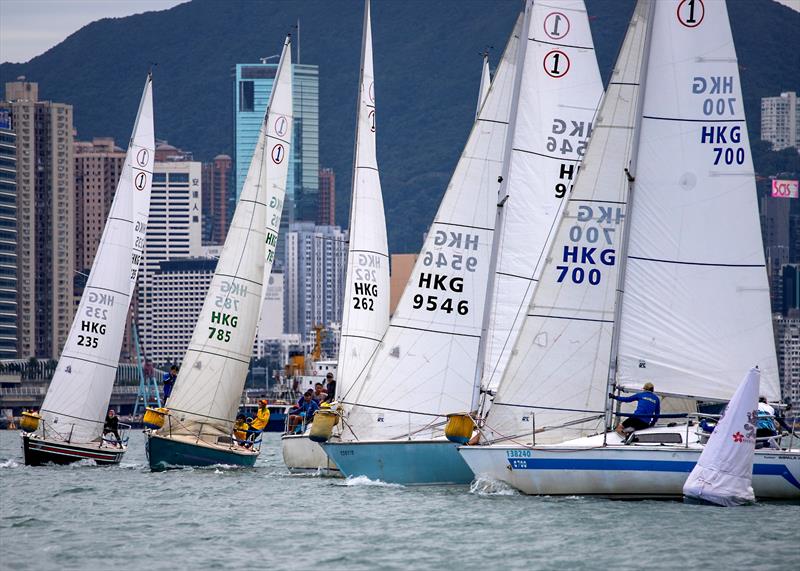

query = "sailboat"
[320,0,604,485]
[21,74,154,466]
[145,36,293,470]
[281,0,390,475]
[459,0,800,500]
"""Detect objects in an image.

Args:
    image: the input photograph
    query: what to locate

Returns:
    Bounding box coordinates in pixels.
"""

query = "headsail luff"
[614,0,779,402]
[336,0,391,401]
[484,0,653,444]
[40,75,155,443]
[476,0,604,406]
[163,37,293,440]
[339,13,523,442]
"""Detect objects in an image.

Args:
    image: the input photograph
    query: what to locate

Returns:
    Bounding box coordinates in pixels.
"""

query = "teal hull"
[146,432,257,471]
[321,440,474,485]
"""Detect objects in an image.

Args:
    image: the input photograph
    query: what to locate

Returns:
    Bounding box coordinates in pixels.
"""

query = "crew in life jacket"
[609,382,660,435]
[233,414,249,445]
[246,400,270,444]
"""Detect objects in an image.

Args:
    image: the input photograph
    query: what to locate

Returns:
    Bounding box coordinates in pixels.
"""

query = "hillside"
[2,0,798,253]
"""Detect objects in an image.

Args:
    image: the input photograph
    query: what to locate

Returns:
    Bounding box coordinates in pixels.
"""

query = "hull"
[281,433,341,476]
[322,440,474,485]
[22,433,125,466]
[145,432,258,471]
[459,445,800,500]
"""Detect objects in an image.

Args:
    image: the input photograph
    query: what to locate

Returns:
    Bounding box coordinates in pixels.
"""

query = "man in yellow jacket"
[246,400,270,445]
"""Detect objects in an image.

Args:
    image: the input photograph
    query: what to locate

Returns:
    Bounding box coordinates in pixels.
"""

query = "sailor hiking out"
[610,382,660,435]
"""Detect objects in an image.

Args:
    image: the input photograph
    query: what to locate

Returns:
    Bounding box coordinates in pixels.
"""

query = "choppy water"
[1,430,797,570]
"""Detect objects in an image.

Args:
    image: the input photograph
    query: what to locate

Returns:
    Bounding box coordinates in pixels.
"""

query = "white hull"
[281,433,341,476]
[460,427,800,500]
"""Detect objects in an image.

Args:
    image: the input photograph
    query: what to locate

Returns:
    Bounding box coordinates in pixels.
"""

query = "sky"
[0,0,186,63]
[1,0,798,64]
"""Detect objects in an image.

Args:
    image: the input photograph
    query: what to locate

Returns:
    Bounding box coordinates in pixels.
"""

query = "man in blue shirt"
[610,382,660,435]
[162,365,178,401]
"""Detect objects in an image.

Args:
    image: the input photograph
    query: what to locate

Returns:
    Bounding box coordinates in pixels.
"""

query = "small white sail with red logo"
[683,367,760,506]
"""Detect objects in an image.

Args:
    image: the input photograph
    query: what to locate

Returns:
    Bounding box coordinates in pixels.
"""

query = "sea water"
[1,431,797,570]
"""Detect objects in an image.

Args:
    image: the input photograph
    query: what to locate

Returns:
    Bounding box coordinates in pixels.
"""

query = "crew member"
[103,409,122,448]
[286,390,320,434]
[324,372,336,403]
[246,399,271,444]
[233,414,249,445]
[610,382,660,435]
[163,365,178,400]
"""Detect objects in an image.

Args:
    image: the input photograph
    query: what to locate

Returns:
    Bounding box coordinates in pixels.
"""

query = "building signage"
[772,179,799,199]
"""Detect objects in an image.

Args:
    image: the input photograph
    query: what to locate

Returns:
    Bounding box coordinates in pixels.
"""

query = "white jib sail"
[477,51,491,119]
[41,74,154,444]
[339,13,523,442]
[336,0,390,401]
[164,37,293,440]
[477,0,604,400]
[484,0,653,444]
[683,367,759,506]
[615,0,780,402]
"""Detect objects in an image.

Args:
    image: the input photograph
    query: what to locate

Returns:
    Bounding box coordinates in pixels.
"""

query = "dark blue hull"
[146,432,258,471]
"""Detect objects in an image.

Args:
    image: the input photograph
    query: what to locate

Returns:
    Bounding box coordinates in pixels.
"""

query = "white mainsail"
[614,0,779,402]
[484,0,652,443]
[339,13,523,442]
[477,51,491,119]
[683,367,760,506]
[40,74,154,443]
[477,0,604,402]
[164,37,293,440]
[336,0,390,400]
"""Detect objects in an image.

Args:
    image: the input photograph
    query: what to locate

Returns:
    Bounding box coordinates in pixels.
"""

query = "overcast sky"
[1,0,798,64]
[0,0,185,63]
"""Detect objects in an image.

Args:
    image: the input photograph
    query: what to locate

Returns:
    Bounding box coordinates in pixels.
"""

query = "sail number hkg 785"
[209,280,244,343]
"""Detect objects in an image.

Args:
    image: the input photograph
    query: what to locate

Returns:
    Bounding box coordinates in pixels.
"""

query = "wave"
[0,458,20,469]
[469,476,519,496]
[340,475,404,488]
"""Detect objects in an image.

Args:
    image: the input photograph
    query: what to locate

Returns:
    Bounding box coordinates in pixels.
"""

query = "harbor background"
[2,430,797,570]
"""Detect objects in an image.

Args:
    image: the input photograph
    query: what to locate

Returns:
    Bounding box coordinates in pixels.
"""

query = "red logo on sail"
[732,432,744,443]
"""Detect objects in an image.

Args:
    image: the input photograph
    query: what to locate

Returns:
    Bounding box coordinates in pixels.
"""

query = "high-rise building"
[147,258,216,365]
[137,158,203,360]
[780,264,800,316]
[3,79,74,358]
[773,313,800,411]
[74,137,125,275]
[761,91,799,151]
[284,221,347,340]
[201,154,232,245]
[0,106,17,358]
[234,62,319,217]
[318,167,335,226]
[761,195,793,311]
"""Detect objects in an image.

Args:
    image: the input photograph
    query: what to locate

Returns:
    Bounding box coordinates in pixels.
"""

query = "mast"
[603,0,656,431]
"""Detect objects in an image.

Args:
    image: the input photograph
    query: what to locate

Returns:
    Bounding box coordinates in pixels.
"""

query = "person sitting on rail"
[609,382,660,435]
[245,400,270,446]
[233,414,249,445]
[324,372,336,403]
[286,390,320,434]
[756,396,780,449]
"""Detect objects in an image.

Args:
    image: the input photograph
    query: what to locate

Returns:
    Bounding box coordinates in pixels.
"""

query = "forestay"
[478,0,604,400]
[615,1,779,402]
[683,367,760,506]
[41,75,154,443]
[485,0,652,444]
[340,14,522,442]
[164,38,293,440]
[336,0,390,400]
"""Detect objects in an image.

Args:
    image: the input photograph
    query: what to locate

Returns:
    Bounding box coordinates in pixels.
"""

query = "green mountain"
[2,0,798,253]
